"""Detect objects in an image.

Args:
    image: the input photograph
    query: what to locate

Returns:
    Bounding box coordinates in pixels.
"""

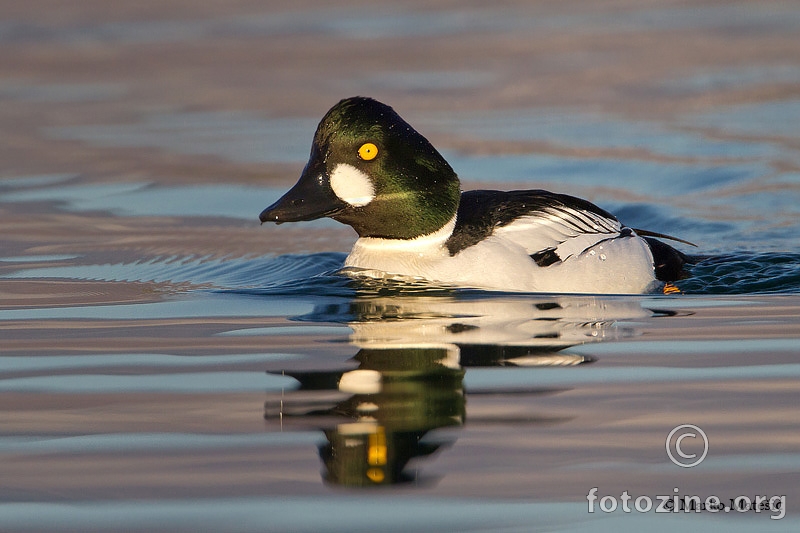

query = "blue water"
[2,2,800,531]
[10,90,796,263]
[1,169,798,295]
[3,249,800,296]
[2,66,800,532]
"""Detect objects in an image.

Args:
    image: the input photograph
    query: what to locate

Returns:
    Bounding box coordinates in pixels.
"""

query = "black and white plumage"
[260,97,692,293]
[447,190,687,280]
[343,188,686,293]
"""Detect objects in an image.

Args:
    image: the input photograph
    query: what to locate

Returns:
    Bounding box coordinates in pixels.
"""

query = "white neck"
[354,214,457,252]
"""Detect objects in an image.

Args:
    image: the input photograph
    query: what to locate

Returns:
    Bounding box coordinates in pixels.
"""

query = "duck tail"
[641,236,692,282]
[633,228,697,247]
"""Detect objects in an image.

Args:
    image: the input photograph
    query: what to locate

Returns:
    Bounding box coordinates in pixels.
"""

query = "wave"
[4,250,799,296]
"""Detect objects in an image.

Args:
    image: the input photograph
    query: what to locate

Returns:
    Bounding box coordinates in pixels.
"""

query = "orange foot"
[663,282,682,295]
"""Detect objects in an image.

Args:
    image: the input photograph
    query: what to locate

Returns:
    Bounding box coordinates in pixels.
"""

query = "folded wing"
[446,190,625,266]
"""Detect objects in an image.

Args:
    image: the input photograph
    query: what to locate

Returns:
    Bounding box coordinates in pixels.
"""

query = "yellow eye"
[358,142,379,161]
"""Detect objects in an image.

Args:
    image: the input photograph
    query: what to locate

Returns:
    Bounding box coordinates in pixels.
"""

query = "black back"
[445,189,618,256]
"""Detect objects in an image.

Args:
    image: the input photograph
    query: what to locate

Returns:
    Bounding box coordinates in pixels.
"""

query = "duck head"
[259,97,461,239]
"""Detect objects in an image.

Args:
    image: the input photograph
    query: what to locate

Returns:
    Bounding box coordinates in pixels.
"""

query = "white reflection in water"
[264,294,657,486]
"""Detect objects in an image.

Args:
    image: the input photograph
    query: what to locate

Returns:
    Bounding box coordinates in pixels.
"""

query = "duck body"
[260,97,689,294]
[343,190,660,293]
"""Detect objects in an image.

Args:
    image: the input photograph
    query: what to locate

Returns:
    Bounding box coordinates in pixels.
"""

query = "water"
[1,1,800,532]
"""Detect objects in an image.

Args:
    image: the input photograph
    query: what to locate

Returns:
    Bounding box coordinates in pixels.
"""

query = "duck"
[259,96,692,294]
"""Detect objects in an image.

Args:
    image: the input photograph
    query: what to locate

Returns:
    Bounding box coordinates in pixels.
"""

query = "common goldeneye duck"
[260,96,692,294]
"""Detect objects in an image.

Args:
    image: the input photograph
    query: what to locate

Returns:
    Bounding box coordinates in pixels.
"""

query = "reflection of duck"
[324,348,464,486]
[303,294,653,356]
[265,294,659,486]
[267,346,464,486]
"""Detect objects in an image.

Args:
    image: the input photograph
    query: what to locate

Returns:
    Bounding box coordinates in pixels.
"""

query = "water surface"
[1,1,799,531]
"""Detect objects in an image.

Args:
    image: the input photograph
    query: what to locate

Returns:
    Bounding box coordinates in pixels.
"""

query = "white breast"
[341,219,658,294]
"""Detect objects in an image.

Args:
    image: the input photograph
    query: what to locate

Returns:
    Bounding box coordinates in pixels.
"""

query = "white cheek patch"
[329,163,375,207]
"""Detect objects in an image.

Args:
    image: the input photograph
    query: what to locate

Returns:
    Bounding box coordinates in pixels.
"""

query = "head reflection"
[319,347,464,486]
[266,293,654,487]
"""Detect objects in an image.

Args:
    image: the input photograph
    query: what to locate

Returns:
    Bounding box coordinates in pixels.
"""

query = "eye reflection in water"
[264,294,661,487]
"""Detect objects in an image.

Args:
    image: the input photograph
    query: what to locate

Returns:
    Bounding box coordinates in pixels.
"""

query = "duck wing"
[446,190,624,266]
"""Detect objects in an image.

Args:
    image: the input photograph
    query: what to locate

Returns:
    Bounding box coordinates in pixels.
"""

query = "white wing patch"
[330,163,375,207]
[495,206,623,262]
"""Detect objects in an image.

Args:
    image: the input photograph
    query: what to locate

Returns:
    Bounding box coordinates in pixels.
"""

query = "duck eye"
[358,142,379,161]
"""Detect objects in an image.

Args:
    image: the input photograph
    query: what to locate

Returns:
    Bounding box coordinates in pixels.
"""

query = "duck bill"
[259,166,346,224]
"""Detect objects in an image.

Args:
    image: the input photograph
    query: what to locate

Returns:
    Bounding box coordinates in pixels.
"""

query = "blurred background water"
[1,1,799,531]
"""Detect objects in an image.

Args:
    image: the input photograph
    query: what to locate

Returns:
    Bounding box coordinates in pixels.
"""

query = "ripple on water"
[2,249,800,296]
[1,253,346,289]
[681,252,800,295]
